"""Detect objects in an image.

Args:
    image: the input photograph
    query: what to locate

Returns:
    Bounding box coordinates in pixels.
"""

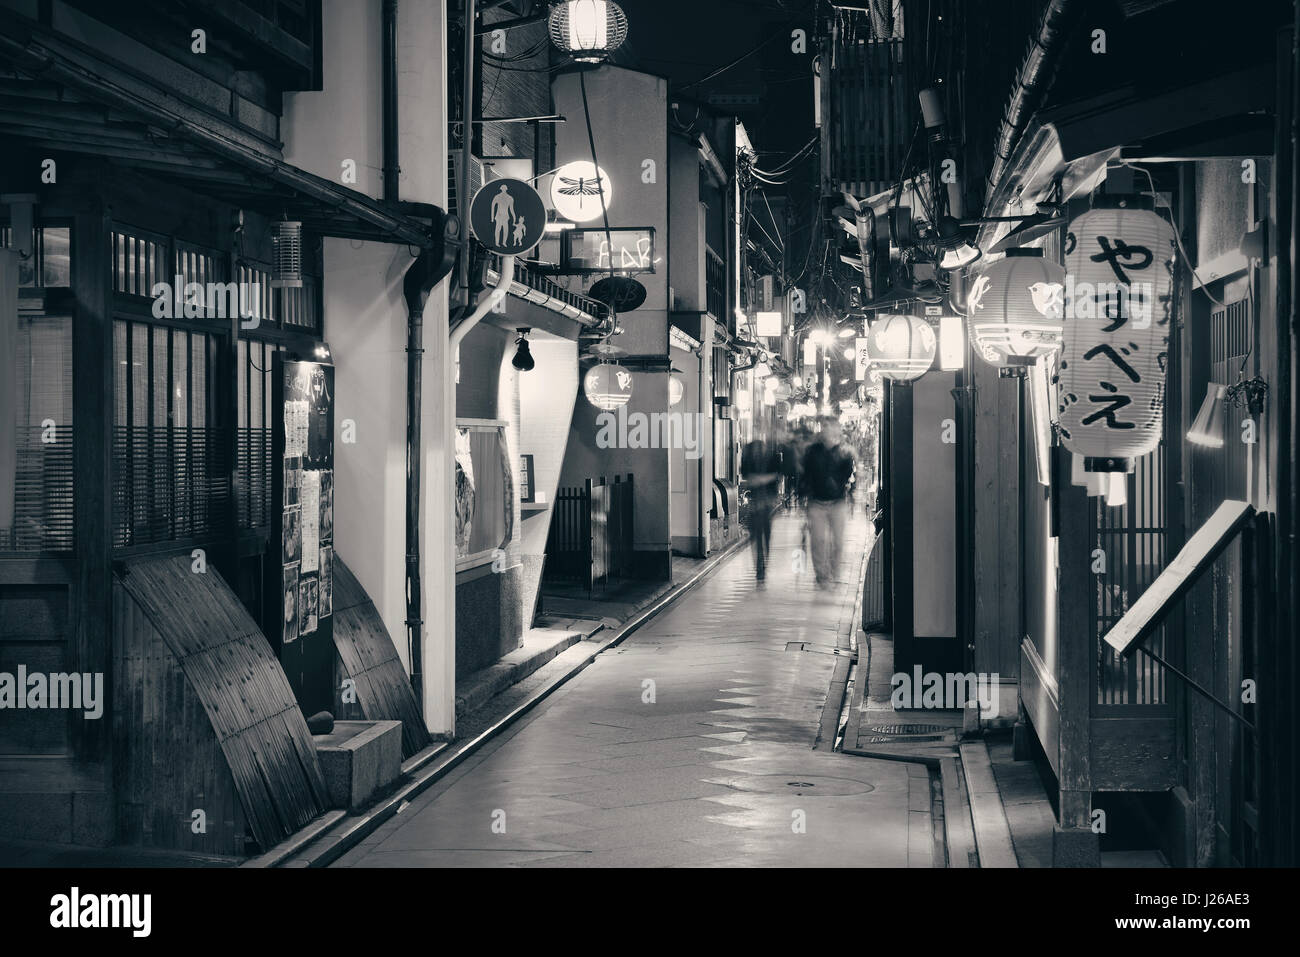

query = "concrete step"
[454,627,587,717]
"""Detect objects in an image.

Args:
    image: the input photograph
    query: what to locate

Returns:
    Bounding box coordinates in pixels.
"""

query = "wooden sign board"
[1104,499,1254,657]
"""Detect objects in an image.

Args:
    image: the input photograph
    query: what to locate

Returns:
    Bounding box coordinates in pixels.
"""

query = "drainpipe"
[982,0,1081,213]
[382,0,400,202]
[452,256,515,349]
[458,0,477,298]
[402,232,461,710]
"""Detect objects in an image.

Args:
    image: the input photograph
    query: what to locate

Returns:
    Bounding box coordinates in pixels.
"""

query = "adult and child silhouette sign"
[468,177,547,257]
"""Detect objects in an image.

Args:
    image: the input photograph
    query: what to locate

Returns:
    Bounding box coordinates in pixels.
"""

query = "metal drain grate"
[858,734,947,744]
[866,724,949,736]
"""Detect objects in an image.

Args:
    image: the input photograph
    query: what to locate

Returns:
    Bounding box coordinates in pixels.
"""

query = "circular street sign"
[468,177,547,256]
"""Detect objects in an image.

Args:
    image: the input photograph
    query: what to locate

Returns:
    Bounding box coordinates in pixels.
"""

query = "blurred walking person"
[741,431,782,586]
[800,416,855,587]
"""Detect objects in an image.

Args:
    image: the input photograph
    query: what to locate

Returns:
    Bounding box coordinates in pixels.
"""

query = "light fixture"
[669,369,684,406]
[512,328,535,371]
[938,314,964,371]
[583,361,632,410]
[842,346,855,360]
[967,248,1065,367]
[548,1,629,63]
[753,359,772,378]
[837,326,857,339]
[866,314,936,382]
[934,215,981,271]
[549,160,612,223]
[271,220,303,288]
[1187,378,1269,448]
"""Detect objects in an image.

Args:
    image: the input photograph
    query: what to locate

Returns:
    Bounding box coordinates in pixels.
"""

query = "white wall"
[282,0,455,733]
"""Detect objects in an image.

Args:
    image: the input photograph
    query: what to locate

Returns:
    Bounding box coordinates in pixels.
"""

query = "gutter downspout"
[982,0,1082,214]
[458,0,477,300]
[382,0,400,203]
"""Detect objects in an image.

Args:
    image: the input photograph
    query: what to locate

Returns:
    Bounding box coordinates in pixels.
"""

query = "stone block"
[315,721,402,812]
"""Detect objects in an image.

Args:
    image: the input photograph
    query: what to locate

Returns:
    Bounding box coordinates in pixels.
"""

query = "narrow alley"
[335,511,933,868]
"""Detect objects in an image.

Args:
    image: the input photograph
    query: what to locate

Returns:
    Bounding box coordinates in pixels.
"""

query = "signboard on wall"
[561,227,656,274]
[268,354,335,717]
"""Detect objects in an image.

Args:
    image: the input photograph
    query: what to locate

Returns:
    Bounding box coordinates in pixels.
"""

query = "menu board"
[269,355,335,716]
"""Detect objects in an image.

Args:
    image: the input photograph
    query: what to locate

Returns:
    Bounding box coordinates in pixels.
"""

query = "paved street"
[337,510,935,868]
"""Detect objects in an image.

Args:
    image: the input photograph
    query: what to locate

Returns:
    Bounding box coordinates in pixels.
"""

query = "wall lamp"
[512,328,536,371]
[1187,377,1269,448]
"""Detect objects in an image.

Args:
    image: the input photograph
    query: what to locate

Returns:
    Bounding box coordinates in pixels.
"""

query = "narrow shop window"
[0,225,74,552]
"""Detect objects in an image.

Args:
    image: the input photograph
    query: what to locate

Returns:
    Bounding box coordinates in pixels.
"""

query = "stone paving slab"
[336,511,925,868]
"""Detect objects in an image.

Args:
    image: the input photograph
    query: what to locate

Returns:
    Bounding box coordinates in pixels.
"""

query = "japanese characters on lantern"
[1057,203,1176,471]
[967,248,1066,366]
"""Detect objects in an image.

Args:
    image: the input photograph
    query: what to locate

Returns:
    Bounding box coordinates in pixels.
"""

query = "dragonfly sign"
[549,160,613,223]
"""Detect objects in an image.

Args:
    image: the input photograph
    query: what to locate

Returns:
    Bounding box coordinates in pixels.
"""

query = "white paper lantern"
[584,362,632,410]
[1058,204,1176,471]
[866,314,936,382]
[966,248,1065,366]
[668,374,684,406]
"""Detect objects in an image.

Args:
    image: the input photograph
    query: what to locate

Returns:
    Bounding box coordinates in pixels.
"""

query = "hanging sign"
[561,227,655,273]
[549,160,613,223]
[854,337,871,381]
[1058,204,1176,471]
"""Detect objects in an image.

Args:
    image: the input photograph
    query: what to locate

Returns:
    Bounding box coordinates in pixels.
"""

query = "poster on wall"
[269,355,335,717]
[282,564,299,644]
[320,471,334,542]
[299,578,318,636]
[282,506,301,565]
[319,545,333,618]
[301,470,320,574]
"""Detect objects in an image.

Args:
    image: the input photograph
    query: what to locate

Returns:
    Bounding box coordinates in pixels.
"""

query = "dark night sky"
[614,0,818,158]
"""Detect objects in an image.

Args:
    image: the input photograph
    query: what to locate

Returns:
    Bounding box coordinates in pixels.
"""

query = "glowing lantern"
[584,362,632,410]
[668,374,684,406]
[866,314,936,382]
[1058,203,1176,471]
[547,1,629,63]
[966,248,1065,367]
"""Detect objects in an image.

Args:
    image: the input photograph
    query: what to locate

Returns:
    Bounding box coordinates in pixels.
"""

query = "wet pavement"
[336,509,935,868]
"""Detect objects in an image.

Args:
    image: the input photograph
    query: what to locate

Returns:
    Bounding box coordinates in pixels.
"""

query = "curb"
[253,533,751,868]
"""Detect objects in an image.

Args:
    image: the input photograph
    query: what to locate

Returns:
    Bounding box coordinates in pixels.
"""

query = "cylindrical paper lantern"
[866,314,936,382]
[966,248,1065,366]
[1058,204,1176,471]
[583,362,632,410]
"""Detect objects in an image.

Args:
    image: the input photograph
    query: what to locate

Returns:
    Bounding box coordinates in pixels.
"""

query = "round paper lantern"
[548,1,629,63]
[866,314,936,382]
[550,160,612,223]
[584,362,632,410]
[668,374,684,406]
[1058,204,1176,471]
[966,248,1066,366]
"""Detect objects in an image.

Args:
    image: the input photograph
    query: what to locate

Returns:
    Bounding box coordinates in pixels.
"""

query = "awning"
[0,7,441,248]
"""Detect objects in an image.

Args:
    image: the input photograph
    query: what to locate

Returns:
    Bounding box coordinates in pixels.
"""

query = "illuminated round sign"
[550,161,613,223]
[584,362,632,410]
[669,374,685,406]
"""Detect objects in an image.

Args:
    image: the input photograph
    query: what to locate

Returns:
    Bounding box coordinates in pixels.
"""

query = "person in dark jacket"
[800,416,855,587]
[740,431,783,585]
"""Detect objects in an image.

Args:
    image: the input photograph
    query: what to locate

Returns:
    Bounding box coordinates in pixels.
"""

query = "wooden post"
[1054,444,1100,865]
[71,197,113,767]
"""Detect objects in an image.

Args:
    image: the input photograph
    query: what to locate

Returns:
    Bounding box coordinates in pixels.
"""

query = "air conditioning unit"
[448,153,484,219]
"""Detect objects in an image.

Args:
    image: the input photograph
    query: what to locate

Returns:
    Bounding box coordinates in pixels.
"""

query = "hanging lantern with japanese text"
[1058,203,1176,471]
[583,362,633,410]
[966,248,1065,366]
[866,314,936,382]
